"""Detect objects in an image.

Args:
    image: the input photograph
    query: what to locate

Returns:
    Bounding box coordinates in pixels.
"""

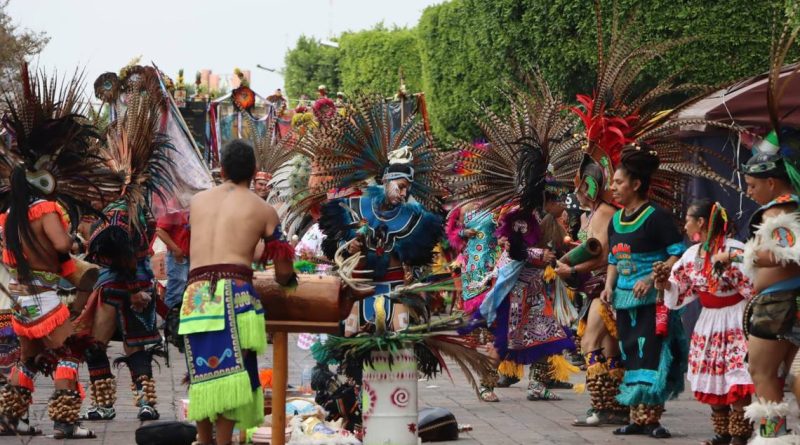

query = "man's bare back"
[189,182,280,270]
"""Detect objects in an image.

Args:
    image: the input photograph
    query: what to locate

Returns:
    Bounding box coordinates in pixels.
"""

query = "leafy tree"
[283,35,341,101]
[0,0,48,82]
[338,24,423,96]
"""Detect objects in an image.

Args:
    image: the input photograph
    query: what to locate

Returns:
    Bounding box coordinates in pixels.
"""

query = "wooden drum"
[253,271,352,334]
[64,257,100,292]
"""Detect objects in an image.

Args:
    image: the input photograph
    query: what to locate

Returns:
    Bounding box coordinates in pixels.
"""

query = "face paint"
[396,312,409,330]
[345,314,359,336]
[384,179,410,206]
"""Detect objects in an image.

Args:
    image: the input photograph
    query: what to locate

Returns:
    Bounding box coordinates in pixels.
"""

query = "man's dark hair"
[221,139,256,184]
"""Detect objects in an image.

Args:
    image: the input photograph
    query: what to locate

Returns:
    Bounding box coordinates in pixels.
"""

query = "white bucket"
[361,348,418,445]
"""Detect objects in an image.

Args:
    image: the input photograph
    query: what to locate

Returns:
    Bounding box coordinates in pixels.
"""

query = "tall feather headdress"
[86,70,178,269]
[103,71,177,227]
[0,63,122,220]
[446,73,582,214]
[742,3,800,193]
[289,94,444,227]
[245,114,297,204]
[572,1,743,212]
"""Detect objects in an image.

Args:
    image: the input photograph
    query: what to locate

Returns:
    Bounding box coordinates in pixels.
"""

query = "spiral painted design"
[390,387,410,408]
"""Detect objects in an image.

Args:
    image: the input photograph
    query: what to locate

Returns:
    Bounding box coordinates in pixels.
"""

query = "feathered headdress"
[290,94,443,225]
[102,72,177,225]
[231,67,256,113]
[312,97,337,124]
[87,69,177,269]
[90,70,175,250]
[0,64,122,218]
[742,4,800,192]
[0,64,123,280]
[245,114,297,203]
[447,73,582,214]
[571,1,742,212]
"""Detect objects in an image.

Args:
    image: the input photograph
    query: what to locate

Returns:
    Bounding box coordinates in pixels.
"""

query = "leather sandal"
[478,386,499,402]
[649,425,671,439]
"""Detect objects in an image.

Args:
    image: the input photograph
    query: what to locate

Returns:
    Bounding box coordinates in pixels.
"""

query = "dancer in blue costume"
[301,95,444,337]
[298,95,444,434]
[320,154,443,335]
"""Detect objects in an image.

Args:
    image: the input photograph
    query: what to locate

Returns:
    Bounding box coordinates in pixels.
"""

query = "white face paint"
[396,312,410,330]
[384,178,411,206]
[344,314,359,336]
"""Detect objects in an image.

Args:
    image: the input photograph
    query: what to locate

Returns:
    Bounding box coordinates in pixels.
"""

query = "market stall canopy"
[679,62,800,130]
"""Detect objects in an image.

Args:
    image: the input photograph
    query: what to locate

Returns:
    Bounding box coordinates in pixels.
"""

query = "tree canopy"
[0,0,48,83]
[283,35,341,101]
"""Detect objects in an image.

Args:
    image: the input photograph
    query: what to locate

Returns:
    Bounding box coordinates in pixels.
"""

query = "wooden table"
[255,271,351,445]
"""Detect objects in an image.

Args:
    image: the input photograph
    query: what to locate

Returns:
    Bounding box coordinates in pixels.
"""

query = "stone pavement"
[8,335,798,445]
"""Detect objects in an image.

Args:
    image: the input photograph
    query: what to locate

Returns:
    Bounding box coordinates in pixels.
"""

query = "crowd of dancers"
[1,3,800,445]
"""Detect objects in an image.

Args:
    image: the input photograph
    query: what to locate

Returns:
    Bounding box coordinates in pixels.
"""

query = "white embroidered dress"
[663,239,755,405]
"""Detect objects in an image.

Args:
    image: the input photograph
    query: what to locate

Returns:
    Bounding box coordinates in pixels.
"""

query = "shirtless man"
[733,135,800,442]
[555,160,628,427]
[179,139,294,445]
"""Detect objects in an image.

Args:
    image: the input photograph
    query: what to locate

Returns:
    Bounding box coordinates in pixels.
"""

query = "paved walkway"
[9,335,799,445]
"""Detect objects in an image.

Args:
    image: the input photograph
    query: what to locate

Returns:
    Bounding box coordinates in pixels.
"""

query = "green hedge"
[285,0,794,141]
[339,25,423,96]
[418,0,785,141]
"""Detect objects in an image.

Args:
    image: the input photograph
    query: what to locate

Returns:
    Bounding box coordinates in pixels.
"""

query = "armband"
[743,211,800,276]
[260,224,294,264]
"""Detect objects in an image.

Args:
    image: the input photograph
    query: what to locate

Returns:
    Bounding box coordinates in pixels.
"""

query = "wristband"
[527,248,544,262]
[281,272,299,289]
